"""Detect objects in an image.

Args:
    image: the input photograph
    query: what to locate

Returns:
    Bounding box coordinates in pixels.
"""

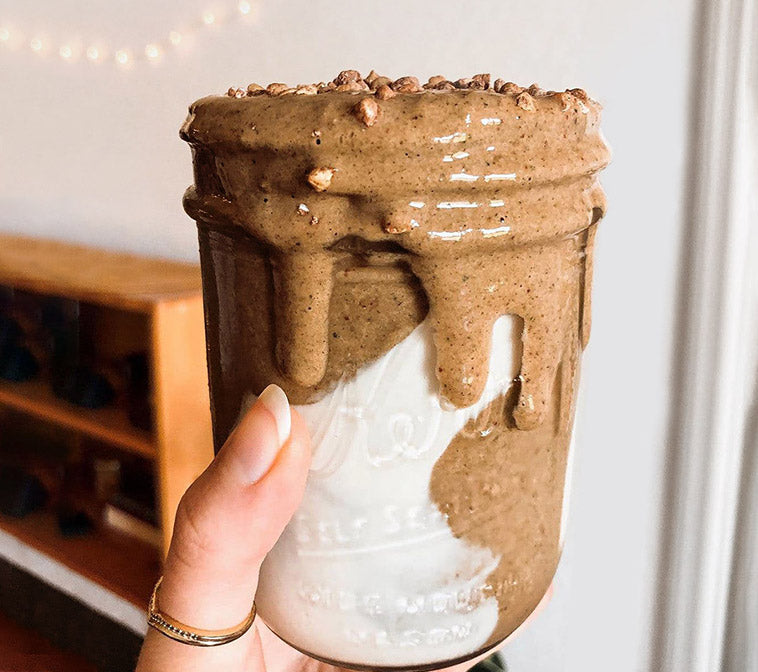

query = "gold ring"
[147,576,256,647]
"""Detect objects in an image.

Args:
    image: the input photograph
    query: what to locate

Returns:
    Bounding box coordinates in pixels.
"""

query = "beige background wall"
[0,1,696,670]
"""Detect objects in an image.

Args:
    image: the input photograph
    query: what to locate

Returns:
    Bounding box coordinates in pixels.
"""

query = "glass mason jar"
[182,79,609,670]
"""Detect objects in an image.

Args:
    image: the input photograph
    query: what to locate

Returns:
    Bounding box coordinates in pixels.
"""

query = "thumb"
[158,384,311,630]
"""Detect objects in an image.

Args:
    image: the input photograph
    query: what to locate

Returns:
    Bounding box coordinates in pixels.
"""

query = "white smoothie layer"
[253,316,522,667]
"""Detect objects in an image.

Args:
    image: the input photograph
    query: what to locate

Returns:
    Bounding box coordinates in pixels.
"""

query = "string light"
[0,1,258,68]
[114,49,130,66]
[145,43,161,60]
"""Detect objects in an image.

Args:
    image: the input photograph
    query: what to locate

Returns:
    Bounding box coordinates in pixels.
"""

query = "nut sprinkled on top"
[515,92,536,111]
[392,76,422,93]
[307,167,335,192]
[353,97,380,127]
[223,71,599,107]
[375,84,396,100]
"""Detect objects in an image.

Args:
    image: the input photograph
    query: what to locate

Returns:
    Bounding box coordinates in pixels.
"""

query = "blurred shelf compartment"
[0,510,160,607]
[0,379,156,458]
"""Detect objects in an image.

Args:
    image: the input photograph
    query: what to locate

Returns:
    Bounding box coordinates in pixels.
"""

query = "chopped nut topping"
[336,81,370,93]
[369,77,392,91]
[297,203,310,215]
[353,97,380,126]
[472,73,491,89]
[364,69,381,86]
[375,84,397,100]
[515,92,535,111]
[527,83,547,97]
[295,84,318,95]
[223,72,597,106]
[369,76,392,91]
[568,87,589,101]
[334,70,363,85]
[501,82,524,96]
[267,82,289,96]
[383,219,413,234]
[310,215,319,225]
[307,167,335,192]
[392,76,422,93]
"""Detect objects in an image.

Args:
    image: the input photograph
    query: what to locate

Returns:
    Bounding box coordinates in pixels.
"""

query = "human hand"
[136,385,550,672]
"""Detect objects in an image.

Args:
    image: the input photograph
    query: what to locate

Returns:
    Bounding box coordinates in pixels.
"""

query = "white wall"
[0,1,696,670]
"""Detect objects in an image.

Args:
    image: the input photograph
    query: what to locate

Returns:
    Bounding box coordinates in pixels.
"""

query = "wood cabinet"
[0,234,213,608]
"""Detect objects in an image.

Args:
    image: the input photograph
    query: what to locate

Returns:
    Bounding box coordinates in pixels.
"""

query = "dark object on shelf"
[0,315,22,354]
[44,298,116,408]
[43,298,116,408]
[124,352,153,431]
[469,652,508,672]
[0,345,39,382]
[0,315,39,383]
[0,466,48,518]
[57,509,94,537]
[52,365,115,409]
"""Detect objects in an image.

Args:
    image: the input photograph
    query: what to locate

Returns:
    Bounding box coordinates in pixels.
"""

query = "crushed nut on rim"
[353,97,380,127]
[307,167,335,192]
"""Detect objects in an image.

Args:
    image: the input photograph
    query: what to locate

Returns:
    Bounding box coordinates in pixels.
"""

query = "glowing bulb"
[59,45,73,60]
[86,45,100,61]
[115,49,130,65]
[0,27,10,43]
[29,37,43,52]
[145,43,161,60]
[202,11,215,25]
[238,1,251,14]
[168,30,182,45]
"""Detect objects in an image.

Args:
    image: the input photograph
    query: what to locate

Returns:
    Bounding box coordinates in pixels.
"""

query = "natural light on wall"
[0,0,258,68]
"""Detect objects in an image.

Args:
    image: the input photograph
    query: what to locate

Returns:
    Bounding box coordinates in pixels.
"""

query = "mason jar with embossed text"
[182,75,610,670]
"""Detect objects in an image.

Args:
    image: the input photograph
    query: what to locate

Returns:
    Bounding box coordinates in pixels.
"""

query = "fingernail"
[257,384,291,446]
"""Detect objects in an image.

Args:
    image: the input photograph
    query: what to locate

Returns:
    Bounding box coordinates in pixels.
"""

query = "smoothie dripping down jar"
[181,72,610,670]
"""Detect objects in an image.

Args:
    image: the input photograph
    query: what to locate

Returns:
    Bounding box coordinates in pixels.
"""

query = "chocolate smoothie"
[182,71,609,670]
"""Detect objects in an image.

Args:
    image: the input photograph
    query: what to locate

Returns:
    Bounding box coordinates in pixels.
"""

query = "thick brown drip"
[271,251,334,386]
[430,341,579,647]
[196,222,428,449]
[183,88,609,424]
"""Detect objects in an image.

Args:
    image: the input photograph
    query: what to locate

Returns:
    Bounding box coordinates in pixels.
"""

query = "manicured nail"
[257,384,291,446]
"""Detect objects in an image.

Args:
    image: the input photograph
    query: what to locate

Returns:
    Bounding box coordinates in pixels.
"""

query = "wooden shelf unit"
[0,234,214,607]
[0,379,155,458]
